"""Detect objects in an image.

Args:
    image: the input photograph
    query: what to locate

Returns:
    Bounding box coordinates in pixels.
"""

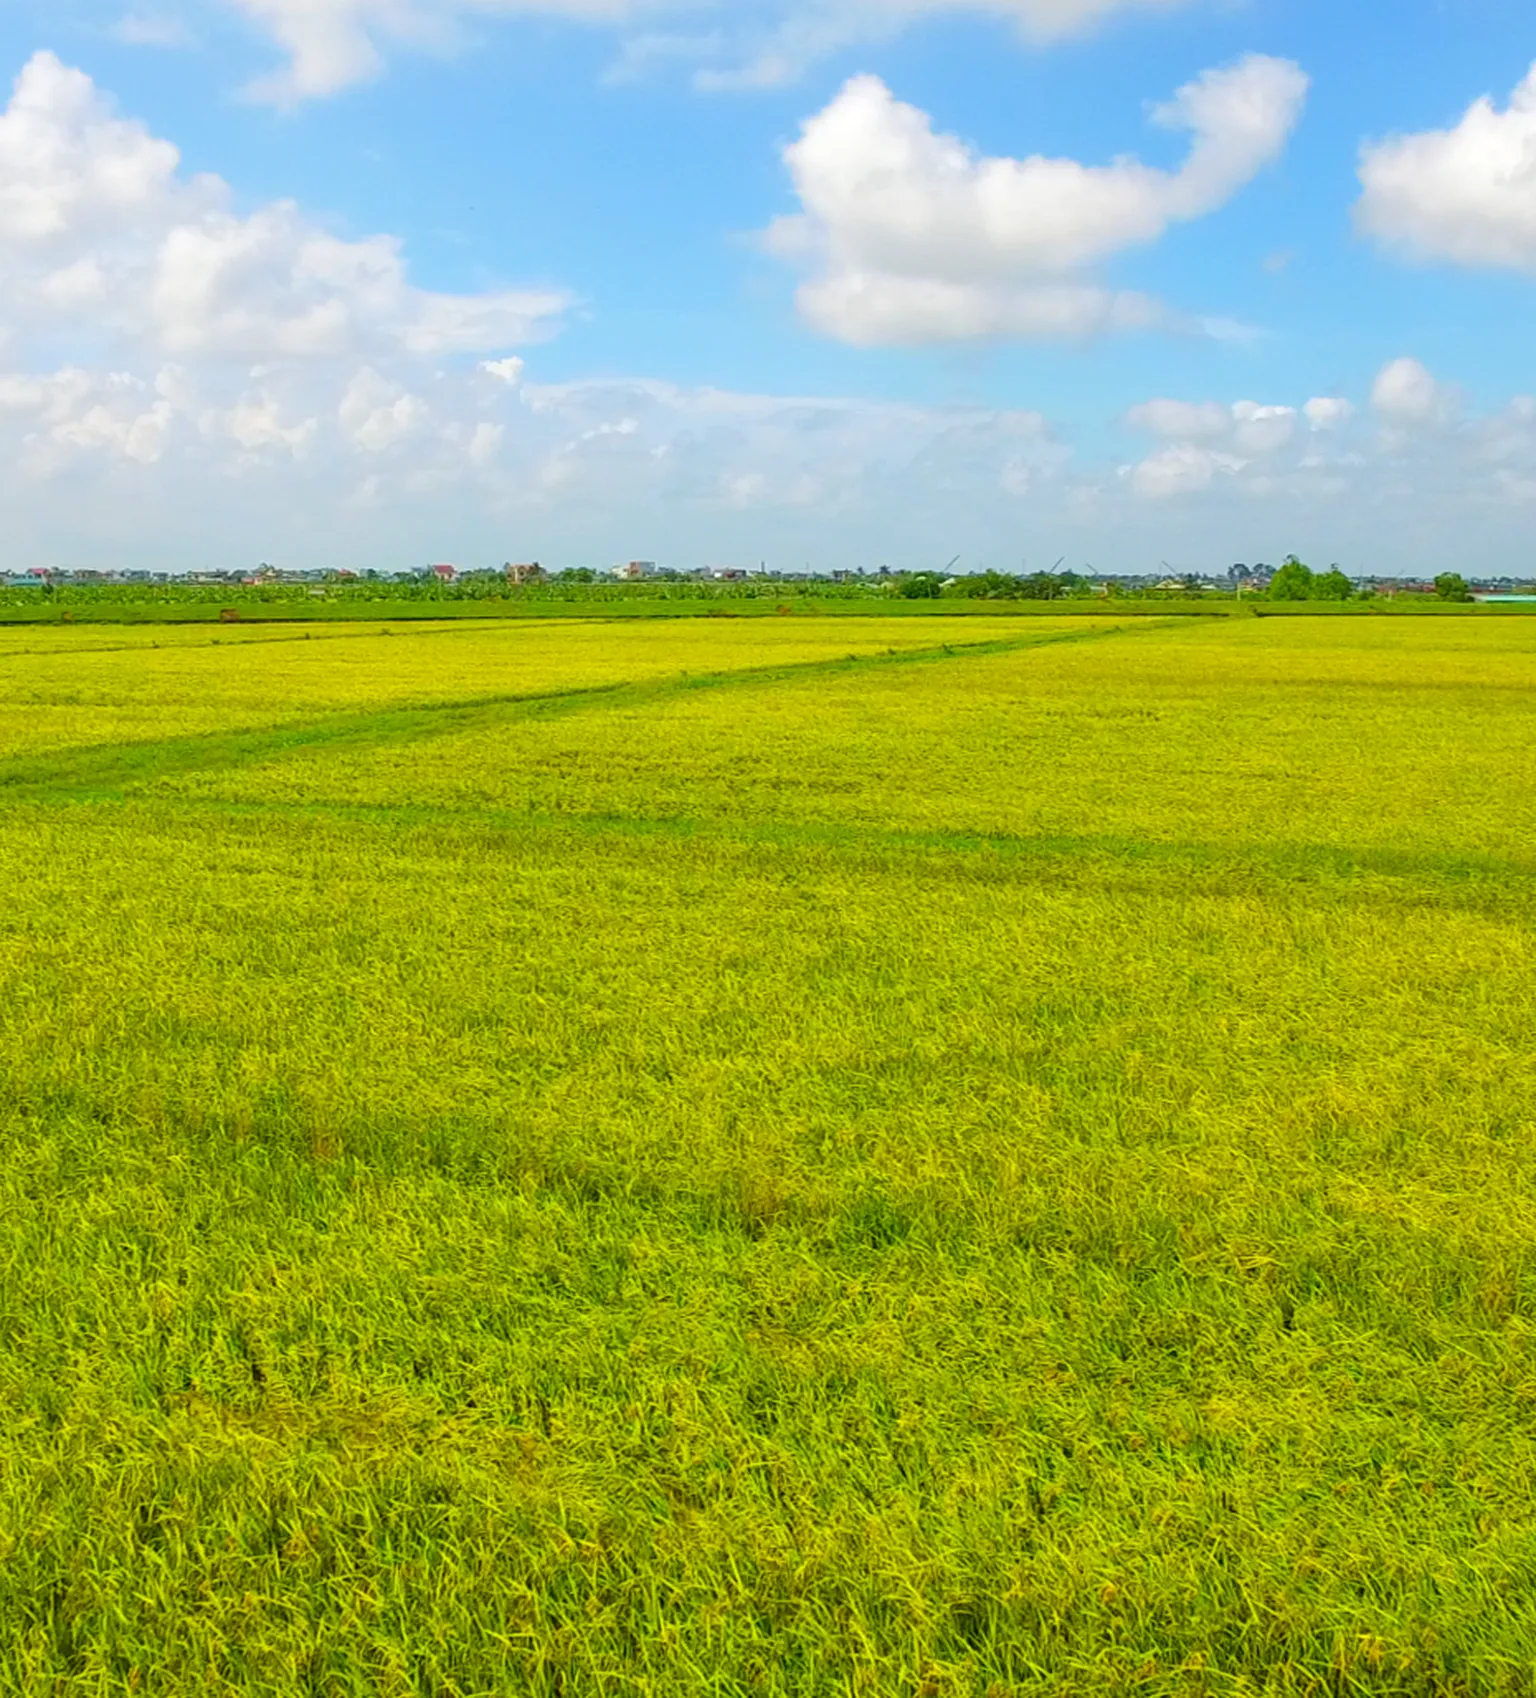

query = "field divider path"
[0,617,1174,804]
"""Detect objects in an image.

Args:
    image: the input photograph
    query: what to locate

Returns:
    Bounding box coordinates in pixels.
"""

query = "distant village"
[5,559,1536,600]
[4,561,745,591]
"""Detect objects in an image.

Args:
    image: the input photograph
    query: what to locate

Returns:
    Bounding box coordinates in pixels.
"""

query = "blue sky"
[0,0,1533,573]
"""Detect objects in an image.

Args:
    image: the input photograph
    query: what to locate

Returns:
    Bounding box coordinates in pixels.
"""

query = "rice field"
[3,612,1535,1696]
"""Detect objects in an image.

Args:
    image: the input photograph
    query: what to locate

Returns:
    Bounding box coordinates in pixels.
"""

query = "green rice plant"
[1,614,1534,1696]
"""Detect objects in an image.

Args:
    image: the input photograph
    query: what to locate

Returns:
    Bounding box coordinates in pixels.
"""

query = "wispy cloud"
[112,11,196,48]
[189,0,1212,103]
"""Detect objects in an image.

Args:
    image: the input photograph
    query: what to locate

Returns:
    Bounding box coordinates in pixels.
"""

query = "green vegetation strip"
[10,593,1536,628]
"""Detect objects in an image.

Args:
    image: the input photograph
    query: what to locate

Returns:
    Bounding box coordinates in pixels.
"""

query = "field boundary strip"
[152,793,1536,919]
[9,788,1532,924]
[0,617,1176,804]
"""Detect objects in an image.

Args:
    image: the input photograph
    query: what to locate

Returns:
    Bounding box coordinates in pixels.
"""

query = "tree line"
[1266,557,1472,603]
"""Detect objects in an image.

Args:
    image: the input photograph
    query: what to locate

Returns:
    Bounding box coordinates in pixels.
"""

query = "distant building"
[430,563,457,582]
[505,561,546,585]
[611,561,653,580]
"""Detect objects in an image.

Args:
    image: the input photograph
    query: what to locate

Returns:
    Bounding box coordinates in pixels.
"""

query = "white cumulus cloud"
[0,365,179,474]
[1122,389,1367,498]
[1303,396,1354,431]
[1372,356,1453,426]
[1115,360,1533,545]
[0,354,1084,569]
[213,390,318,454]
[767,56,1309,346]
[0,52,569,361]
[1230,400,1296,455]
[1357,63,1536,272]
[3,352,1536,576]
[1129,443,1242,498]
[481,356,527,385]
[339,367,428,452]
[1124,398,1233,441]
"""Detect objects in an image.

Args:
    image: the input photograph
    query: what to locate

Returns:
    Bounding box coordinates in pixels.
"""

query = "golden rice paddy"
[2,612,1534,1695]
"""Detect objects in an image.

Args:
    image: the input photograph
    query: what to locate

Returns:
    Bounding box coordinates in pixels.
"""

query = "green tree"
[1312,567,1355,601]
[1268,556,1316,601]
[1434,572,1472,602]
[895,572,945,599]
[959,570,1020,599]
